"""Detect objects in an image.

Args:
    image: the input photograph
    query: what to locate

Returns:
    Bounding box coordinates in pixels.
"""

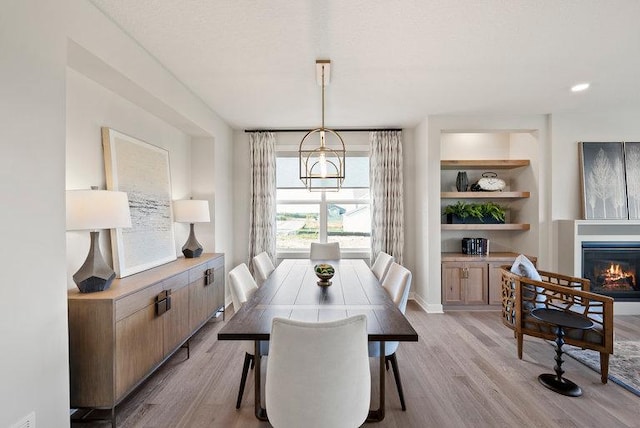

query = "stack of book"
[462,237,490,255]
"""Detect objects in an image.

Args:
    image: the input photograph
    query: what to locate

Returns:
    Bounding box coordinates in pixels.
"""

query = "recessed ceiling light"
[571,83,590,92]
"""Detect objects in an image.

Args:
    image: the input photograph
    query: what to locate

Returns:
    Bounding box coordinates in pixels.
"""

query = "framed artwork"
[102,127,176,277]
[579,142,628,220]
[624,142,640,219]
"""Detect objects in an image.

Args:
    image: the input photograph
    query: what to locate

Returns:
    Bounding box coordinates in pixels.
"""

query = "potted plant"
[444,201,506,224]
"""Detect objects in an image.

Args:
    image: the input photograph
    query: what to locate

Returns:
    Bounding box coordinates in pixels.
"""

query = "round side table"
[530,307,594,397]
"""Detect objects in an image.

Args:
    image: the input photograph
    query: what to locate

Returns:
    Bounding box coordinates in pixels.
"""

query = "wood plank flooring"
[72,302,640,427]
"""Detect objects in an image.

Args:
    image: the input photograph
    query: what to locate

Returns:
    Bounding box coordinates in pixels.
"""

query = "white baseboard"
[410,292,444,313]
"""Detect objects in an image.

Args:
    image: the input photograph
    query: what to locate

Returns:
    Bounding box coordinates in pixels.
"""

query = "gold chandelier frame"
[299,60,346,191]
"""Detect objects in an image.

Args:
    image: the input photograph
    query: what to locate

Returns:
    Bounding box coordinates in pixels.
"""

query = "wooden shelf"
[441,159,530,170]
[441,252,526,262]
[441,191,530,199]
[441,223,530,231]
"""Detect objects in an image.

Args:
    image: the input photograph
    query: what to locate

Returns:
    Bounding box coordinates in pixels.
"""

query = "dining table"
[217,258,419,423]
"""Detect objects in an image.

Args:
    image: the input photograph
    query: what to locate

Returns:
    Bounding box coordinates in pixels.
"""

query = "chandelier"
[299,60,346,191]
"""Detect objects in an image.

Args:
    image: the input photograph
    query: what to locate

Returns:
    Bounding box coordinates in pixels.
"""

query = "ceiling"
[89,0,640,130]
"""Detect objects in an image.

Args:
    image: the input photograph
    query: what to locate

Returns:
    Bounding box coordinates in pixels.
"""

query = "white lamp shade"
[173,199,210,223]
[66,189,132,231]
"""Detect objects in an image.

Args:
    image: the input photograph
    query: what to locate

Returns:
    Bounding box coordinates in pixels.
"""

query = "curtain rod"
[244,128,402,133]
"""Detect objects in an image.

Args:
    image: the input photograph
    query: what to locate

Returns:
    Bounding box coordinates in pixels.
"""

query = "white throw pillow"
[510,254,541,281]
[510,254,545,308]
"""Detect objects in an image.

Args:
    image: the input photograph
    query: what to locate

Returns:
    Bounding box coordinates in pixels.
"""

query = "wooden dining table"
[217,258,419,422]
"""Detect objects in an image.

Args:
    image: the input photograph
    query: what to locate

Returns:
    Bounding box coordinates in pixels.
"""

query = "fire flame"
[608,263,623,277]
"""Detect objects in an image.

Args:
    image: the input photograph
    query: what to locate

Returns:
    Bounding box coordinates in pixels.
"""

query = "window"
[276,155,370,252]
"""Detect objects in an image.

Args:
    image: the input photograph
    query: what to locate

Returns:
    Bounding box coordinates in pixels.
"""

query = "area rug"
[564,341,640,396]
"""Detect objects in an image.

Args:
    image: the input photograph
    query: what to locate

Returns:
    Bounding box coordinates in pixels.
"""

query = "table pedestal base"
[538,373,583,397]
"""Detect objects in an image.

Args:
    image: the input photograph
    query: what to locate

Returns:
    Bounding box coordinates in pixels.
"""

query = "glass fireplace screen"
[582,241,640,300]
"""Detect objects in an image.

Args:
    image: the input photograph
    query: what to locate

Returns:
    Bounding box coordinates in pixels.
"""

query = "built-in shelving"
[441,159,530,170]
[441,223,530,231]
[441,191,530,199]
[441,159,531,231]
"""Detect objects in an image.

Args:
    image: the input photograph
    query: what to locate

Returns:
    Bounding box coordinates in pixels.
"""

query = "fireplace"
[582,242,640,301]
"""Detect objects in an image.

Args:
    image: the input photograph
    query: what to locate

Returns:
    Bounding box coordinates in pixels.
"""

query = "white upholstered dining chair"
[309,242,341,260]
[369,262,412,411]
[371,251,394,282]
[265,315,371,428]
[252,251,275,286]
[228,263,268,409]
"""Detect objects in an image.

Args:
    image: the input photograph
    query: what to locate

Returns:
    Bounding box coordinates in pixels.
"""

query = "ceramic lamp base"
[182,223,203,258]
[73,231,116,293]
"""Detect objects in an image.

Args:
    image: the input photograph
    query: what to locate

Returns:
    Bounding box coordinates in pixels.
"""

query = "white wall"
[0,0,235,424]
[0,1,69,426]
[67,0,235,277]
[411,118,434,311]
[550,109,640,270]
[66,68,193,288]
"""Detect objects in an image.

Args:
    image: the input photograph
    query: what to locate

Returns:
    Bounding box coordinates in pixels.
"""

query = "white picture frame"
[624,142,640,220]
[579,141,628,220]
[102,127,176,277]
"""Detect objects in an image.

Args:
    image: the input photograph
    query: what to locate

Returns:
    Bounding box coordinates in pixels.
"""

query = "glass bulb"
[319,151,327,178]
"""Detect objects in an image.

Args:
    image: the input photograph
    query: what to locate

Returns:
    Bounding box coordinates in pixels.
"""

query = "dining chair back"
[371,251,394,281]
[309,242,341,260]
[228,263,258,313]
[368,262,412,411]
[228,263,267,409]
[266,315,371,428]
[252,251,275,286]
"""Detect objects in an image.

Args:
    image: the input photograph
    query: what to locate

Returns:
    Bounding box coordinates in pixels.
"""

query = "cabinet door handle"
[155,290,172,316]
[461,267,469,279]
[204,268,214,286]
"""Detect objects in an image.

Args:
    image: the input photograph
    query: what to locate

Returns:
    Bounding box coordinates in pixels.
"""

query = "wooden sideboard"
[68,253,225,415]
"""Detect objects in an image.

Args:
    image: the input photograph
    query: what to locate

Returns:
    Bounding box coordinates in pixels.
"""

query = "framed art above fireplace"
[579,142,628,220]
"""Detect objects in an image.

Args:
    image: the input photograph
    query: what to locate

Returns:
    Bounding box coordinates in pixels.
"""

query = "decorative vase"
[456,171,468,192]
[314,264,335,286]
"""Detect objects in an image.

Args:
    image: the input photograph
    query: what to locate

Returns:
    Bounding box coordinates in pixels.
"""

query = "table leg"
[538,325,583,397]
[254,340,268,420]
[367,340,386,422]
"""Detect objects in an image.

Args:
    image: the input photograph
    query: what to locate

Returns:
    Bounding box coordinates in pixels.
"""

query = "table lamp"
[173,199,210,258]
[66,187,132,293]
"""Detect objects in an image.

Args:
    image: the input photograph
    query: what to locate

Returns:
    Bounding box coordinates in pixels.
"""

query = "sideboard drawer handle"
[204,268,214,286]
[155,290,172,316]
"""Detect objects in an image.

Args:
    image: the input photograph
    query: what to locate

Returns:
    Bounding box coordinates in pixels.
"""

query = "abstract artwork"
[624,142,640,220]
[102,128,176,277]
[579,142,628,220]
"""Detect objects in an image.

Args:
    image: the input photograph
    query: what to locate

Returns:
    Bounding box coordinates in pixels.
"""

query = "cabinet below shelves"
[441,252,536,307]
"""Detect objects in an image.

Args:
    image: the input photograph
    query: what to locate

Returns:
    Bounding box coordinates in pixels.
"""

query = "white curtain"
[370,130,404,265]
[248,132,276,272]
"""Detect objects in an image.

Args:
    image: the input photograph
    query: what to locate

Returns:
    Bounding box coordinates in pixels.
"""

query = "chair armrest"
[536,269,590,292]
[514,274,614,353]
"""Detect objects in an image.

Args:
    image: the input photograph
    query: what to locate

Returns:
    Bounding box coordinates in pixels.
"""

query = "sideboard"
[68,253,225,423]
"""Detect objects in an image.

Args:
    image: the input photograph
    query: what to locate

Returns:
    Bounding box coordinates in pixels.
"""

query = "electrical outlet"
[11,412,35,428]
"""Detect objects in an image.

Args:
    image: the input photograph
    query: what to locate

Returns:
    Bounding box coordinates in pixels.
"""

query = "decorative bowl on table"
[314,263,335,286]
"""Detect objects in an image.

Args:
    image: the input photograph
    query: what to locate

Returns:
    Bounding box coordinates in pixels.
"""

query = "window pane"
[326,203,371,250]
[277,188,321,201]
[276,157,304,188]
[276,204,320,249]
[342,156,369,188]
[276,156,369,189]
[326,188,370,202]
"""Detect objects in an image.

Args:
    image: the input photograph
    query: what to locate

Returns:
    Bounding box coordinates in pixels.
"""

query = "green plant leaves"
[443,201,506,222]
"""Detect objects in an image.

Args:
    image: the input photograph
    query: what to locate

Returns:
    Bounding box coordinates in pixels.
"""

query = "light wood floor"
[73,302,640,428]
